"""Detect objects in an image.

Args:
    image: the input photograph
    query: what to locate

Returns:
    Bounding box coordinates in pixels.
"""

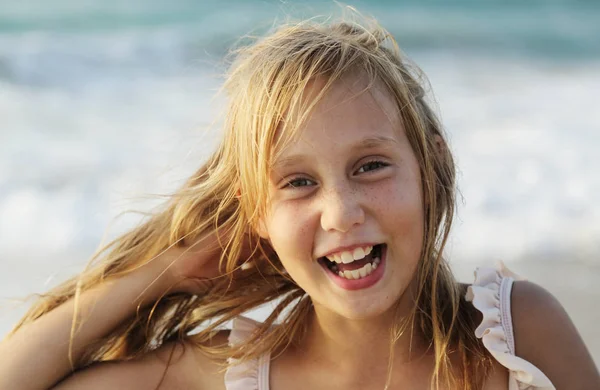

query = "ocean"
[1,0,599,350]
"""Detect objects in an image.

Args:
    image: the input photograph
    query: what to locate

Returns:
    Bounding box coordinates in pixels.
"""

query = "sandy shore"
[1,254,598,368]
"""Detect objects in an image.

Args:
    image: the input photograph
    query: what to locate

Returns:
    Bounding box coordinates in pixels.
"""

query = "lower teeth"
[335,257,380,280]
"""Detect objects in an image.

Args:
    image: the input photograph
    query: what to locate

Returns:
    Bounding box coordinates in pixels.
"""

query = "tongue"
[336,253,374,271]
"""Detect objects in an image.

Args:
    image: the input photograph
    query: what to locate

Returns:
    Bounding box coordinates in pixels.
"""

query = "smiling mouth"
[319,244,385,280]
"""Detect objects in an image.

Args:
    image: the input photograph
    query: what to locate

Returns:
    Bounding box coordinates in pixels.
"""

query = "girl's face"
[258,77,424,319]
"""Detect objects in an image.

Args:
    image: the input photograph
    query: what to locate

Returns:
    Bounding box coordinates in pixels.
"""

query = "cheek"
[372,173,424,249]
[374,176,423,217]
[266,202,317,261]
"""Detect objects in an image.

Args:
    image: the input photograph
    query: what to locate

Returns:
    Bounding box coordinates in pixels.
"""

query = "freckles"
[363,184,388,204]
[296,224,311,240]
[370,183,405,209]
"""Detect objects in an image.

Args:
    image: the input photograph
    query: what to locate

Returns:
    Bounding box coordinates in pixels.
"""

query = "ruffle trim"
[465,261,555,390]
[224,316,270,390]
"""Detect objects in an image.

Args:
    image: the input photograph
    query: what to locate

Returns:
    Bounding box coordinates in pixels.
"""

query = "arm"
[0,228,243,390]
[511,280,600,390]
[52,342,183,390]
[0,258,173,390]
[51,340,218,390]
[51,331,230,390]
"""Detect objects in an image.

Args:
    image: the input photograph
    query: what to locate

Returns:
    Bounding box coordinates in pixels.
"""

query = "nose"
[319,183,365,233]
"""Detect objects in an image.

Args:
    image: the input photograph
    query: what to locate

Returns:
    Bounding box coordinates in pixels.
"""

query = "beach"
[1,0,599,371]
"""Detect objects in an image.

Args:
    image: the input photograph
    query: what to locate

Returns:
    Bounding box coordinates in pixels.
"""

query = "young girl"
[1,15,598,390]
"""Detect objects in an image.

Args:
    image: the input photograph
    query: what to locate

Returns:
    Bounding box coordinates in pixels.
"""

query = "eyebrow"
[354,135,399,151]
[272,135,398,170]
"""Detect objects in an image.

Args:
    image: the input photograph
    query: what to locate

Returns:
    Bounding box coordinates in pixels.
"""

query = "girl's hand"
[156,229,255,295]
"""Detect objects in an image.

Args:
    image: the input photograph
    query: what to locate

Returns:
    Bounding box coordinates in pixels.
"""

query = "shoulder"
[53,330,231,390]
[511,280,600,389]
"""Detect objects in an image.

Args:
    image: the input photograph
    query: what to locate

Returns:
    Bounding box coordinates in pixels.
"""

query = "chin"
[316,288,403,321]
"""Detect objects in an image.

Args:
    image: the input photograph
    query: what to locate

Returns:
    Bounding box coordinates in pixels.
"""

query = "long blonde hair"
[9,13,493,389]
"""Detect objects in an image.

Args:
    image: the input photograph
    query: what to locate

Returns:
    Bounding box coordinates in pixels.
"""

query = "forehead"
[273,75,403,162]
[304,74,399,122]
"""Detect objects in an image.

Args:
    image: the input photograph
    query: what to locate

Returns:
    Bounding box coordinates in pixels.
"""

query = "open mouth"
[319,243,385,280]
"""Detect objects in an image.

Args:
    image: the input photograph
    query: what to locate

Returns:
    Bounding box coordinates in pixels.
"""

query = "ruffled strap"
[465,262,555,390]
[224,316,271,390]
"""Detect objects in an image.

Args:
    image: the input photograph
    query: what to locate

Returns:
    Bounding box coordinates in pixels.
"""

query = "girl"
[0,15,598,390]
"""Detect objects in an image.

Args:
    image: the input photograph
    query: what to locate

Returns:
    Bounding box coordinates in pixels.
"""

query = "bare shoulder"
[511,280,600,389]
[53,330,231,390]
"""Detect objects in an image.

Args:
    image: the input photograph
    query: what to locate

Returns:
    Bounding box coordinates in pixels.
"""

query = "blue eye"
[357,160,388,174]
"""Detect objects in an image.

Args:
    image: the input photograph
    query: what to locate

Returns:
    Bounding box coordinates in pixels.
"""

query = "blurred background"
[1,0,599,365]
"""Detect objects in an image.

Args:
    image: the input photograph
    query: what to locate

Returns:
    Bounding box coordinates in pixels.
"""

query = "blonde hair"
[9,13,493,389]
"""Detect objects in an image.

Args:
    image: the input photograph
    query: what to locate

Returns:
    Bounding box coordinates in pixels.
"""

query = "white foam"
[416,53,600,264]
[0,50,599,269]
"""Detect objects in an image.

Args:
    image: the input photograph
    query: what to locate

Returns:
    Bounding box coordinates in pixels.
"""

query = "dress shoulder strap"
[224,316,271,390]
[465,262,555,389]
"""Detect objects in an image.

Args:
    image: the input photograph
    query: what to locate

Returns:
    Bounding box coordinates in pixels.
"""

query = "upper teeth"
[326,245,373,264]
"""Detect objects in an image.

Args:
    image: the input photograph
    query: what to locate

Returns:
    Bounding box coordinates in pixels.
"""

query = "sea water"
[1,1,599,333]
